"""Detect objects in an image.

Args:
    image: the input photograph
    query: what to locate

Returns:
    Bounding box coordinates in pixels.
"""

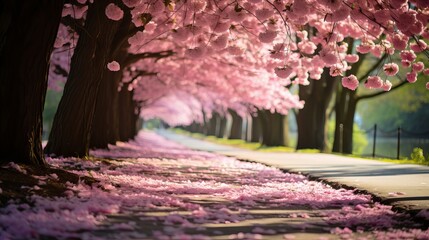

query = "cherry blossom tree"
[0,0,63,166]
[41,0,429,159]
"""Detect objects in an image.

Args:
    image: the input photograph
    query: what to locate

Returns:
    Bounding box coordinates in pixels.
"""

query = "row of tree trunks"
[0,0,63,166]
[189,109,287,147]
[45,0,122,157]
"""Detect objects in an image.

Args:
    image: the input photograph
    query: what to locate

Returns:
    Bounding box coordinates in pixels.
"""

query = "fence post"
[339,123,343,153]
[397,127,401,160]
[372,124,377,158]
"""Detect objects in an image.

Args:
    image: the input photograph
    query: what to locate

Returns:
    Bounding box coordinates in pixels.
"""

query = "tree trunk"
[89,69,122,148]
[333,88,358,154]
[118,86,139,141]
[0,0,63,165]
[207,113,218,136]
[90,47,128,149]
[45,0,121,157]
[296,71,338,151]
[332,40,366,154]
[259,110,285,146]
[216,115,227,138]
[228,110,242,139]
[250,115,261,143]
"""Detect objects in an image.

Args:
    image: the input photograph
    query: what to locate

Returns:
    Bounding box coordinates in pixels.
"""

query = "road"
[159,130,429,212]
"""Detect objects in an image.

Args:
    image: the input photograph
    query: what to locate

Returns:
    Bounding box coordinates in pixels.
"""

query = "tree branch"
[357,79,408,101]
[124,50,175,66]
[358,54,387,82]
[61,16,85,35]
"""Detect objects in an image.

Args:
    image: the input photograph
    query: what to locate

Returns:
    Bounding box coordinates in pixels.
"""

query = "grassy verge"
[171,128,429,166]
[171,128,295,152]
[332,152,429,166]
[172,129,330,153]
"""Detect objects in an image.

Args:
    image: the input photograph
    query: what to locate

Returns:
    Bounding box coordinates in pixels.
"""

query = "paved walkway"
[158,130,429,212]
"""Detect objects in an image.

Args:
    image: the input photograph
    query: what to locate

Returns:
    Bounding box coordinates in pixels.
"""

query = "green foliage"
[42,89,63,139]
[352,124,368,154]
[410,147,427,163]
[144,119,165,130]
[357,58,429,133]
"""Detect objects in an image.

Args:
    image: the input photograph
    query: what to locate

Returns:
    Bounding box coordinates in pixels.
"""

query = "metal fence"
[352,124,429,159]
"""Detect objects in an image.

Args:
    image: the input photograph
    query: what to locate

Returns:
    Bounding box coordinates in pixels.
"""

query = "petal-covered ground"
[0,131,428,239]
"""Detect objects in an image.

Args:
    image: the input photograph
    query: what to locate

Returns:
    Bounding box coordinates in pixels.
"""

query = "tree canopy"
[50,0,429,126]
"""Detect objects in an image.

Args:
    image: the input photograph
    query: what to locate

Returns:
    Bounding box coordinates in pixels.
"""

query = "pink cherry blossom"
[406,71,418,83]
[400,50,417,62]
[344,54,359,63]
[382,80,393,91]
[410,40,428,52]
[341,75,359,90]
[401,60,411,68]
[107,61,120,71]
[356,41,374,54]
[123,0,141,8]
[383,63,399,76]
[364,76,383,89]
[258,30,277,43]
[298,41,317,55]
[105,3,123,21]
[255,8,274,21]
[412,62,425,72]
[275,67,293,79]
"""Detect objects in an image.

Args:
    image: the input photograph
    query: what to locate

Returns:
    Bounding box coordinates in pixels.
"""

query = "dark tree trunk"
[45,0,121,157]
[259,110,285,146]
[0,0,63,165]
[90,48,128,149]
[296,71,338,151]
[250,115,261,143]
[216,115,227,138]
[89,69,122,148]
[118,86,139,141]
[207,113,218,136]
[332,41,366,154]
[228,110,242,140]
[332,84,358,153]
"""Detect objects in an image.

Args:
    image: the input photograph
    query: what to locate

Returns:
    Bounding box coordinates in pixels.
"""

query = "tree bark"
[206,113,218,136]
[0,0,63,165]
[45,0,121,157]
[296,71,338,151]
[118,86,139,141]
[250,115,261,143]
[332,85,358,153]
[258,110,285,146]
[228,110,242,139]
[90,47,128,149]
[215,115,227,138]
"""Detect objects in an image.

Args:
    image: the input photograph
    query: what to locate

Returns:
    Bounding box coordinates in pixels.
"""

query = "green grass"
[331,152,429,166]
[171,128,429,166]
[171,128,295,152]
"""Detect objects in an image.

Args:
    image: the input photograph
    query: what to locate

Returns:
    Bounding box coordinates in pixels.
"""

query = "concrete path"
[158,130,429,212]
